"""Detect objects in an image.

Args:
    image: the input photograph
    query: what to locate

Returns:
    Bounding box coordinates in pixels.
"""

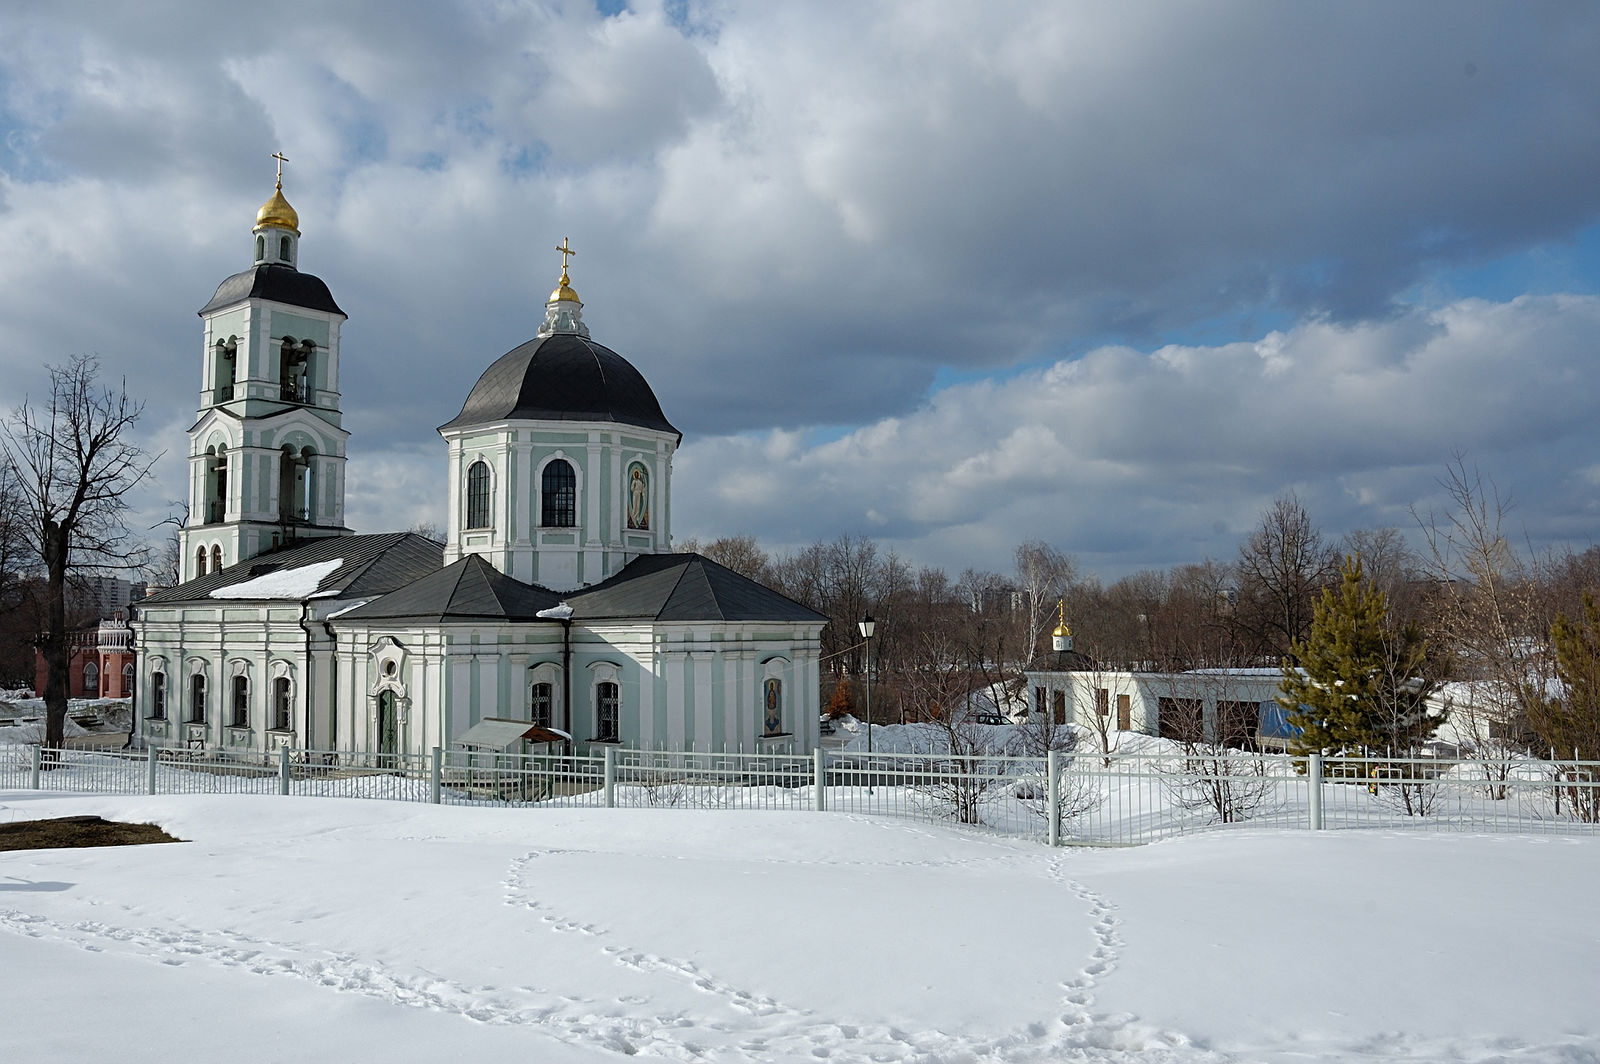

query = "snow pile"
[208,558,344,599]
[0,794,1594,1063]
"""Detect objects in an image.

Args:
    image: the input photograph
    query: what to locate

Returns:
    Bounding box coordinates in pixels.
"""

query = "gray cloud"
[0,1,1596,578]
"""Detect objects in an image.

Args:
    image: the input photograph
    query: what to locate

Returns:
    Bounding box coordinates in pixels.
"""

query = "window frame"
[230,674,249,729]
[465,459,493,530]
[594,681,620,742]
[541,458,577,528]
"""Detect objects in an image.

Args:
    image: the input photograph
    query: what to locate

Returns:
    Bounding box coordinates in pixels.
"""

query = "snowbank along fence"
[3,743,1597,845]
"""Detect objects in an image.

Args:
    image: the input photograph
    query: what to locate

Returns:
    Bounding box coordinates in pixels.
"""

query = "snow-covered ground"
[1,792,1595,1062]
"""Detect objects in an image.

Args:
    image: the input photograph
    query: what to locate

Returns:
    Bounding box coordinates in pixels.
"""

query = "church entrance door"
[377,690,398,762]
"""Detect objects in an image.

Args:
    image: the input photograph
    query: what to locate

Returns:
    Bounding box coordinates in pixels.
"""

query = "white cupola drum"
[438,237,681,591]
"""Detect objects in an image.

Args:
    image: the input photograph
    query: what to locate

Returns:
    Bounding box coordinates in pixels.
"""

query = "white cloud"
[674,295,1600,577]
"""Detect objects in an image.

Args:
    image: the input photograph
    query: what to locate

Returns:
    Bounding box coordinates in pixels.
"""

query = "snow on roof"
[209,558,344,600]
[536,603,574,621]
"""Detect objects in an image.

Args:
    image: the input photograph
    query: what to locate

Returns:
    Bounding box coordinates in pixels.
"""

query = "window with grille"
[596,681,619,741]
[273,678,292,731]
[465,460,491,529]
[231,676,249,728]
[84,662,99,695]
[189,674,207,723]
[541,459,576,527]
[531,682,553,728]
[151,672,166,719]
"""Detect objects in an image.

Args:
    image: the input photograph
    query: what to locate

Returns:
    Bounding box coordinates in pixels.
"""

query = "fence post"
[430,747,442,804]
[30,744,41,789]
[146,744,158,795]
[1047,749,1061,848]
[814,748,826,812]
[1308,752,1324,830]
[603,745,616,808]
[278,745,291,796]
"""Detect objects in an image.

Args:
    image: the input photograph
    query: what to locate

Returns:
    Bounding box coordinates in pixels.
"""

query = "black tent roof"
[336,554,563,623]
[566,553,826,623]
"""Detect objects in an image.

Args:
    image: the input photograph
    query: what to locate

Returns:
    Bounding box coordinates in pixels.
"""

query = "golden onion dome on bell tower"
[254,180,300,235]
[254,152,300,235]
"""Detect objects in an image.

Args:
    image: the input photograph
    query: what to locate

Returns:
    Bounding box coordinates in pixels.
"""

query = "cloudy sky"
[1,1,1597,581]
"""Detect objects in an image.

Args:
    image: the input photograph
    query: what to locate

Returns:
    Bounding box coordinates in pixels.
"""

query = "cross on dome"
[255,150,299,235]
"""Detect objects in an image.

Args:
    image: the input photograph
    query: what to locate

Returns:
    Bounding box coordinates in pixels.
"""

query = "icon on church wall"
[763,678,782,736]
[627,463,650,530]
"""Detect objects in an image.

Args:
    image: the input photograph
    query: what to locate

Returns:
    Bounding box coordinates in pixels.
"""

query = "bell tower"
[179,155,353,582]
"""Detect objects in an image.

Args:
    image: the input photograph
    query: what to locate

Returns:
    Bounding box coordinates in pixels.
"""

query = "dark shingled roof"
[199,263,345,317]
[438,332,679,439]
[337,554,563,623]
[141,533,441,605]
[566,553,827,624]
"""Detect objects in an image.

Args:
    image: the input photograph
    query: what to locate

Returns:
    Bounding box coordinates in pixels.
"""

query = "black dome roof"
[439,332,680,440]
[199,263,344,317]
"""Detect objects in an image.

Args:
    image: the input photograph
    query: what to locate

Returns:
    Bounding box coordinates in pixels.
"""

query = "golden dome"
[549,267,581,304]
[254,181,300,234]
[1052,622,1072,638]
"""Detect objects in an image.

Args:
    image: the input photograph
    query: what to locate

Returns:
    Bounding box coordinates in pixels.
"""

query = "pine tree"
[1533,591,1600,762]
[1279,557,1446,757]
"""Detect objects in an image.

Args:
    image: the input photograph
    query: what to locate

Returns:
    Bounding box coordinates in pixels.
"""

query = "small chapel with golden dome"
[134,165,825,759]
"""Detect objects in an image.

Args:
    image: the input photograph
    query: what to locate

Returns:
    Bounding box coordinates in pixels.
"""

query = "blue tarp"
[1257,700,1304,739]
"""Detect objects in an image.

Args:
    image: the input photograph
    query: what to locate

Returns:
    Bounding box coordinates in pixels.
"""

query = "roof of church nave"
[309,551,825,625]
[142,532,443,605]
[440,239,680,440]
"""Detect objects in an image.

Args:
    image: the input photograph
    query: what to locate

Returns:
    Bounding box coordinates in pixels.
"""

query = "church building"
[133,170,826,759]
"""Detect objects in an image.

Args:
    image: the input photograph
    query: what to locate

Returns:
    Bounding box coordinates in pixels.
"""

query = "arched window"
[279,339,315,403]
[256,235,265,261]
[763,677,783,737]
[541,459,576,527]
[151,672,167,720]
[279,447,315,522]
[231,675,249,728]
[196,548,208,578]
[272,677,293,732]
[189,674,207,723]
[205,447,228,524]
[279,235,291,261]
[211,545,223,574]
[122,662,134,697]
[212,337,237,403]
[530,682,553,729]
[595,681,619,741]
[465,460,492,529]
[84,661,99,695]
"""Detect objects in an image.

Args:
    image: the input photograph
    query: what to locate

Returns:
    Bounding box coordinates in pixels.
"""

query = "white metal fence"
[3,742,1597,845]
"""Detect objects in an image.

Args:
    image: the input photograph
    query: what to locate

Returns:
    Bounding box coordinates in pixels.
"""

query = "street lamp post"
[859,614,876,793]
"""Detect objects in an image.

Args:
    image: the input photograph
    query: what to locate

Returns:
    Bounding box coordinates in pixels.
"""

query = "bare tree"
[0,463,38,685]
[1014,540,1076,665]
[1153,666,1276,824]
[1,355,156,748]
[1234,491,1339,663]
[1413,456,1555,764]
[405,519,444,543]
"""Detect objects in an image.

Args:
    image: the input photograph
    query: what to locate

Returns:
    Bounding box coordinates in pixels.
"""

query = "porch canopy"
[453,718,571,752]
